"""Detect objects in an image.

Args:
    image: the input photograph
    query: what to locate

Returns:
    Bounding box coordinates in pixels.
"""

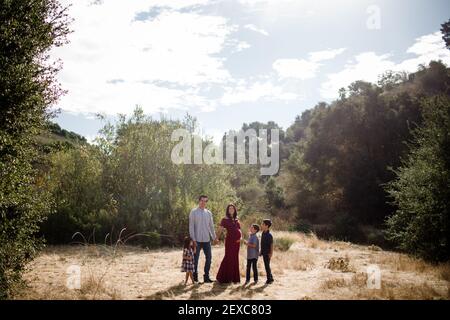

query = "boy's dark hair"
[252,224,260,232]
[198,195,208,201]
[183,236,192,249]
[262,219,272,228]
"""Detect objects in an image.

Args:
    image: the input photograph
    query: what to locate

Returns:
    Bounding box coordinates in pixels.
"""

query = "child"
[244,224,260,284]
[181,236,196,285]
[260,219,274,284]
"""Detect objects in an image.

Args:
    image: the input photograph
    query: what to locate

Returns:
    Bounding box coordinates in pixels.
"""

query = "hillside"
[34,122,87,148]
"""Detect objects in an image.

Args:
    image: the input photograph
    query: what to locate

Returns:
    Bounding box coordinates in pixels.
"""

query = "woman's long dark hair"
[225,203,238,220]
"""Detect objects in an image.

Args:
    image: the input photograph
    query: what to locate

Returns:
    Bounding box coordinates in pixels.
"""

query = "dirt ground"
[14,232,450,300]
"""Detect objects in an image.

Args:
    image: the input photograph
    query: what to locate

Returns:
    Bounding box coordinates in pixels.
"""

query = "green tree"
[281,61,450,242]
[385,95,450,262]
[40,145,116,244]
[265,176,285,212]
[441,19,450,49]
[96,107,236,245]
[0,0,71,298]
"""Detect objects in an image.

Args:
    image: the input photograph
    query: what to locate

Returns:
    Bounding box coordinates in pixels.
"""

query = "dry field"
[14,231,450,300]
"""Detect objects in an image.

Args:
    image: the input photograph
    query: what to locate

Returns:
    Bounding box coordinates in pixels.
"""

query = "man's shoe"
[203,276,213,283]
[265,279,274,285]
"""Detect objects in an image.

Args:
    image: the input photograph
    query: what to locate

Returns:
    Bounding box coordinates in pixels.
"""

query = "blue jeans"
[194,241,212,278]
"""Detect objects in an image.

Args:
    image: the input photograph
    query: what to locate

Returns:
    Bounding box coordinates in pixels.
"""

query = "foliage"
[281,61,450,244]
[41,107,237,246]
[385,95,450,262]
[441,19,450,49]
[274,237,294,251]
[0,0,71,298]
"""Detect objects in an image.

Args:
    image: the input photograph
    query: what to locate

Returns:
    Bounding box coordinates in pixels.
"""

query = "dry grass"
[320,277,347,290]
[368,245,382,252]
[13,231,450,300]
[436,263,450,281]
[354,280,445,300]
[325,256,354,273]
[368,251,436,274]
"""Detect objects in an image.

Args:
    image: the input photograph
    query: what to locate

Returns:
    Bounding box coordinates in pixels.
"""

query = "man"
[189,195,216,283]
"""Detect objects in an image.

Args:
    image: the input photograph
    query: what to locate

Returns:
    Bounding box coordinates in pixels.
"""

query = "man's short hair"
[198,195,208,201]
[252,224,260,232]
[262,219,272,228]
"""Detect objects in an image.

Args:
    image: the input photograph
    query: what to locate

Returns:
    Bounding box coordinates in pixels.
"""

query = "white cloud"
[237,0,340,22]
[220,80,301,105]
[227,39,251,53]
[397,31,450,72]
[273,59,319,80]
[309,48,346,62]
[57,80,214,115]
[243,24,269,36]
[51,0,235,115]
[320,52,395,99]
[51,0,306,116]
[273,48,346,80]
[320,31,450,99]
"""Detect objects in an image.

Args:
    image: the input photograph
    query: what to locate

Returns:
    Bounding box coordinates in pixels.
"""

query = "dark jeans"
[262,254,273,281]
[194,241,212,279]
[246,258,258,282]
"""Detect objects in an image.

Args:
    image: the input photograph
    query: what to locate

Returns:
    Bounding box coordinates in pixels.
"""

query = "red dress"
[216,218,242,283]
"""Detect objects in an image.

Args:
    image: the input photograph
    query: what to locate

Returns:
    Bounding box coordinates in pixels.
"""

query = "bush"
[0,0,70,298]
[385,95,450,262]
[332,213,364,242]
[295,220,313,234]
[275,237,295,251]
[360,226,388,248]
[325,257,354,272]
[140,232,161,249]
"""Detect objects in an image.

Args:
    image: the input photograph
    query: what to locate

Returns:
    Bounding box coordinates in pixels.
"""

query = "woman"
[216,203,242,284]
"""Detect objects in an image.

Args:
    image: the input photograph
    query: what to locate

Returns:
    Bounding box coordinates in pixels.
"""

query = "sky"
[51,0,450,143]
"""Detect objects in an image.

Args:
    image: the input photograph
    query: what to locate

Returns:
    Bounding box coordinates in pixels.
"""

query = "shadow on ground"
[145,281,268,300]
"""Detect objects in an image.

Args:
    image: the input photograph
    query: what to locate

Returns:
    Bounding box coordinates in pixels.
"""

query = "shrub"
[0,0,70,298]
[275,237,295,251]
[140,232,161,249]
[295,220,313,234]
[325,257,354,272]
[385,95,450,262]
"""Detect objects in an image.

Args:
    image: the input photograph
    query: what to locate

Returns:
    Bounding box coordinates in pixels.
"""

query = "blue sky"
[52,0,450,142]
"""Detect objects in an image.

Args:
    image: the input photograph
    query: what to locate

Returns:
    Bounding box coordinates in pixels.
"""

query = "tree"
[385,95,450,262]
[265,176,285,212]
[96,107,236,245]
[441,19,450,49]
[40,145,116,244]
[0,0,71,298]
[281,61,449,243]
